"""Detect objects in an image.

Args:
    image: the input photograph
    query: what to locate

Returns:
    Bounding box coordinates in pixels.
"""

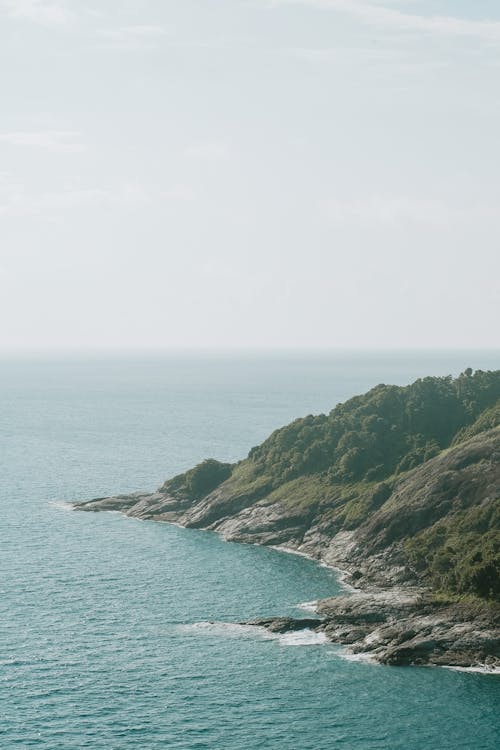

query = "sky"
[1,0,499,351]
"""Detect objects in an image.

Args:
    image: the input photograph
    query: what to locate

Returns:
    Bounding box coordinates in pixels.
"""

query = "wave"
[296,600,319,613]
[270,545,313,560]
[444,664,500,675]
[179,621,275,640]
[336,649,379,665]
[180,621,328,647]
[277,630,328,646]
[47,501,74,511]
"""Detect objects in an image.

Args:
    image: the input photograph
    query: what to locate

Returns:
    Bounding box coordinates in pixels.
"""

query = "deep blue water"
[1,351,499,749]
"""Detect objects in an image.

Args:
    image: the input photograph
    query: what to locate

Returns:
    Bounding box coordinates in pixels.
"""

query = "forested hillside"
[247,368,500,485]
[80,370,500,603]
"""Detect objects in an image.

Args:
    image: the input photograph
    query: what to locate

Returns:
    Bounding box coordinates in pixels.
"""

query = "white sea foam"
[336,649,379,665]
[270,544,358,593]
[331,571,358,593]
[445,664,500,675]
[271,545,312,560]
[48,501,74,511]
[336,651,500,674]
[179,621,274,640]
[296,600,319,613]
[180,622,328,647]
[278,630,329,646]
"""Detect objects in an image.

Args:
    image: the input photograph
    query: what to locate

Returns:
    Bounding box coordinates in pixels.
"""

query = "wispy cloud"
[291,45,451,76]
[322,194,500,227]
[160,185,196,201]
[293,46,398,63]
[269,0,500,41]
[0,172,23,215]
[0,0,74,27]
[0,130,85,152]
[0,177,195,217]
[96,24,168,50]
[184,143,231,161]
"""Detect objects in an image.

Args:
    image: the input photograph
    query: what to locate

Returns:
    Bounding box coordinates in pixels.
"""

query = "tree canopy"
[248,369,500,487]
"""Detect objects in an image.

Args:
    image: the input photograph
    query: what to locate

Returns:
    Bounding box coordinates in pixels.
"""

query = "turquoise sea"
[1,351,500,749]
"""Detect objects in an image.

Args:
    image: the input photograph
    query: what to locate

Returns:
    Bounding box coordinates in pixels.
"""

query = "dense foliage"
[164,459,233,500]
[406,499,500,599]
[451,400,500,446]
[248,370,500,487]
[163,370,500,602]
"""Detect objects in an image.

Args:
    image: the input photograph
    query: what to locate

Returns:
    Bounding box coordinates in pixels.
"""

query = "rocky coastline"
[73,485,500,671]
[72,372,500,671]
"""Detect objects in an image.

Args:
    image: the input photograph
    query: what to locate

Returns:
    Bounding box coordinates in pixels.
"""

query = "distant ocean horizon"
[1,350,499,749]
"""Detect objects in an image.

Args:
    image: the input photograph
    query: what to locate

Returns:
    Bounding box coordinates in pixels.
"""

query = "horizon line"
[0,346,499,357]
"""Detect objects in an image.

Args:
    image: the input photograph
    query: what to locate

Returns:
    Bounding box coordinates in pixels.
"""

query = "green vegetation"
[162,459,233,500]
[406,498,500,599]
[248,369,500,486]
[451,400,500,445]
[162,369,500,602]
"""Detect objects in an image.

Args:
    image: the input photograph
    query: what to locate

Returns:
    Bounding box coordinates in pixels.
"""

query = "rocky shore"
[73,485,500,670]
[241,593,500,670]
[72,373,500,670]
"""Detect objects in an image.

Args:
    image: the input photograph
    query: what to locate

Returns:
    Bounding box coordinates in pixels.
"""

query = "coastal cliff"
[74,370,500,669]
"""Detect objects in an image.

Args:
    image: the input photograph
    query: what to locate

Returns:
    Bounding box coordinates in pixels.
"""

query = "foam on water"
[181,622,329,647]
[296,600,319,613]
[48,500,74,511]
[277,630,329,646]
[336,649,380,665]
[179,621,275,640]
[271,544,311,559]
[445,665,500,675]
[271,545,358,594]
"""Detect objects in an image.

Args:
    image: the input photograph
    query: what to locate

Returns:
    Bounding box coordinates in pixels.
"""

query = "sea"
[1,350,499,749]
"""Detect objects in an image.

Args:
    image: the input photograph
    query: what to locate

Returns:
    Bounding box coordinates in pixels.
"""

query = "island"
[74,369,500,670]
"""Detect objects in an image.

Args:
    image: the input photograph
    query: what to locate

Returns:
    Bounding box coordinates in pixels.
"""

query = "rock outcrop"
[240,592,500,669]
[73,372,500,669]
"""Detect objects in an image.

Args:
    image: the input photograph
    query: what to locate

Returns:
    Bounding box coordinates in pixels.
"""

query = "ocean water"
[1,350,499,750]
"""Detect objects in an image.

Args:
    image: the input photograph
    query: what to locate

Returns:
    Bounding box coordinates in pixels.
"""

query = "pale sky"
[1,0,499,350]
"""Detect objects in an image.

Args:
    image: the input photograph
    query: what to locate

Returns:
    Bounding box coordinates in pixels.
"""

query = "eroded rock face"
[73,428,500,669]
[240,595,500,669]
[75,430,500,584]
[76,491,189,521]
[318,594,500,668]
[357,433,500,555]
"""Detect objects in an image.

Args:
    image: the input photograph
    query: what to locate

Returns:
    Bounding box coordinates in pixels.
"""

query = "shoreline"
[269,543,359,594]
[68,498,500,673]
